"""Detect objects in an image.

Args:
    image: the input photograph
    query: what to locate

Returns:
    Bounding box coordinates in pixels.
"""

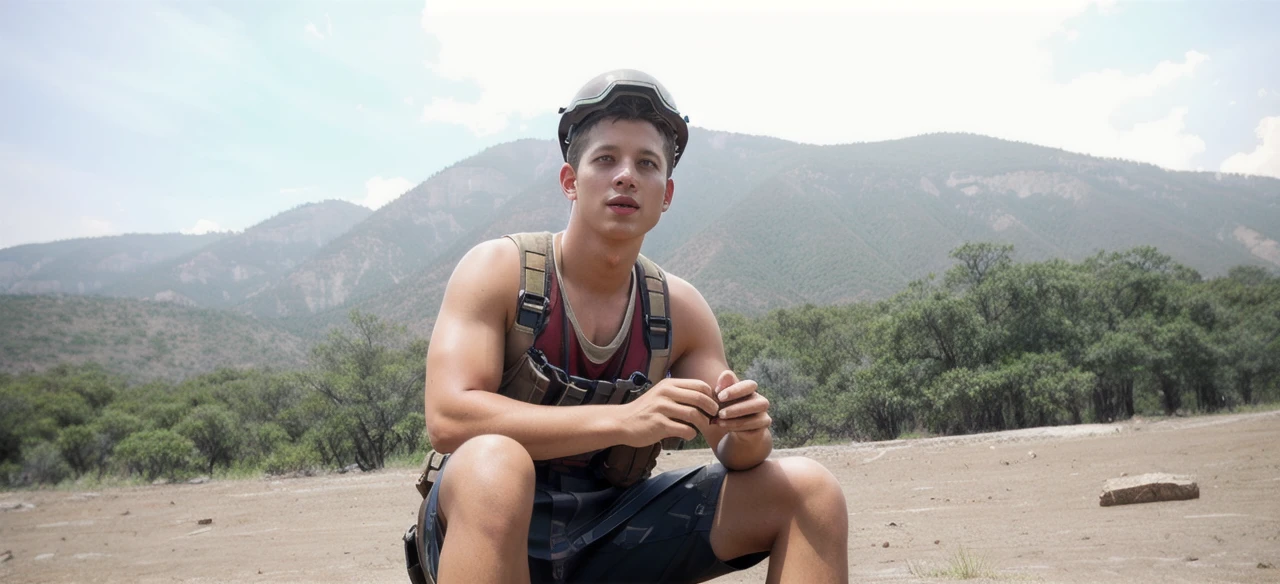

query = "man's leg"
[709,457,849,584]
[435,434,535,584]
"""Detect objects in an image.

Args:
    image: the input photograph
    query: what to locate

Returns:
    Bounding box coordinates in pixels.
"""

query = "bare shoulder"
[663,271,723,360]
[665,272,710,316]
[440,237,522,330]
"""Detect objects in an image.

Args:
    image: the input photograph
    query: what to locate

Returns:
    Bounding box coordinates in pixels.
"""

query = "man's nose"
[614,163,636,188]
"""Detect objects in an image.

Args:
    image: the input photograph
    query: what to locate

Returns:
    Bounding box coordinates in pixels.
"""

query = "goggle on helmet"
[558,69,691,170]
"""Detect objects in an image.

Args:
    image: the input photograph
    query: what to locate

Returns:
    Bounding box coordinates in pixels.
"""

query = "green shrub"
[114,429,196,482]
[22,441,71,485]
[264,442,319,476]
[56,425,100,478]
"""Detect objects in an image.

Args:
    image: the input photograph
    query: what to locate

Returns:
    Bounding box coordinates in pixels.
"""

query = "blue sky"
[2,0,1278,249]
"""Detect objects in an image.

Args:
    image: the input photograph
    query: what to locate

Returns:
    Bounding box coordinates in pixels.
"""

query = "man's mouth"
[607,197,640,211]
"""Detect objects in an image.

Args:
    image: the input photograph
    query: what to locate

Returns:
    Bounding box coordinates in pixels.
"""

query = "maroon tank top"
[532,265,652,383]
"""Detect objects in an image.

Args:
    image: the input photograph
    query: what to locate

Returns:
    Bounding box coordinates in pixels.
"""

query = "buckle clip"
[517,290,549,330]
[644,315,671,351]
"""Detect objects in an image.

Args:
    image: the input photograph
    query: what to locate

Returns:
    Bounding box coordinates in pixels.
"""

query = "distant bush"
[21,441,71,485]
[115,429,197,482]
[264,442,320,476]
[175,404,241,475]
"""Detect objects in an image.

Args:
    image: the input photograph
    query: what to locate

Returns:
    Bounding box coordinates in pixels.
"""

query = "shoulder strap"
[634,253,672,383]
[503,232,554,361]
[636,253,683,451]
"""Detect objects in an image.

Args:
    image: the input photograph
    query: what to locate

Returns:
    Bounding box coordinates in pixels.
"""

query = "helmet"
[557,69,690,169]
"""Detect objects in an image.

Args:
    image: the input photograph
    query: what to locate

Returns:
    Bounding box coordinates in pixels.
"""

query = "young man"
[412,70,849,584]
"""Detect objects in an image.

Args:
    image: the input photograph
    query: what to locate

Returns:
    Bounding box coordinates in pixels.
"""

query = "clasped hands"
[620,370,771,447]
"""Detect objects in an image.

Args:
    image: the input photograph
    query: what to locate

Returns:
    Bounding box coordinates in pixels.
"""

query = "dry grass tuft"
[908,545,998,580]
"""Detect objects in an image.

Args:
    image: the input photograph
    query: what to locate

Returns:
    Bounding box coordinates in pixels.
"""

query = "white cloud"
[1065,29,1080,42]
[1109,107,1205,170]
[421,97,513,136]
[1260,89,1270,98]
[279,185,316,195]
[404,97,414,106]
[1230,100,1237,106]
[417,0,1209,170]
[326,13,333,37]
[181,219,222,234]
[357,176,414,209]
[305,22,324,39]
[1220,116,1280,179]
[81,217,113,237]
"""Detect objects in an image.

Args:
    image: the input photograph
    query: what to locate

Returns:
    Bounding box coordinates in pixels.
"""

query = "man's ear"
[560,162,578,202]
[662,177,674,211]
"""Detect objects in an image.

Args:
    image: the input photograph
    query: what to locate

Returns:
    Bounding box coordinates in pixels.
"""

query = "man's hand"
[712,370,771,435]
[619,378,720,447]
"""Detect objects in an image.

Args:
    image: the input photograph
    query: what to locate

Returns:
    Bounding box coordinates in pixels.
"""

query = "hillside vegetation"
[0,232,226,294]
[0,295,308,382]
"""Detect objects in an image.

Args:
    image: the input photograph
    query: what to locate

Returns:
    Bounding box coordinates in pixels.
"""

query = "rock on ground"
[1099,473,1199,507]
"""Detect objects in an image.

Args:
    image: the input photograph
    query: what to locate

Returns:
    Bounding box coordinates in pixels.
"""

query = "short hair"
[564,96,679,178]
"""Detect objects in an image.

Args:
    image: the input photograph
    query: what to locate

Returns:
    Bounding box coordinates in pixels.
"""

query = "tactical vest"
[416,232,681,498]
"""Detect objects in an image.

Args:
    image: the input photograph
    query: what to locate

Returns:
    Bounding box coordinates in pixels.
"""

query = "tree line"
[2,243,1277,486]
[1,312,426,486]
[721,244,1280,446]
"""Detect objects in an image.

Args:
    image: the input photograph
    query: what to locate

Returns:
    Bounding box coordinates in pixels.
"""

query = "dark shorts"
[411,456,768,583]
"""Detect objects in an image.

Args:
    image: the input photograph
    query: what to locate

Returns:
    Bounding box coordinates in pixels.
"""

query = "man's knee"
[775,457,847,518]
[438,434,535,519]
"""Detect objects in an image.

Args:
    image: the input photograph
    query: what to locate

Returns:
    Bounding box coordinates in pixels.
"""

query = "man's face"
[563,118,675,240]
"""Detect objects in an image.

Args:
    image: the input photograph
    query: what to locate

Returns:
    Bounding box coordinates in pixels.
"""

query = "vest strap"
[634,254,672,388]
[503,232,554,365]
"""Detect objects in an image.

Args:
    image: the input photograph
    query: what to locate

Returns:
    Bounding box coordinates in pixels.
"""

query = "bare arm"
[667,275,773,471]
[423,239,717,460]
[424,239,621,459]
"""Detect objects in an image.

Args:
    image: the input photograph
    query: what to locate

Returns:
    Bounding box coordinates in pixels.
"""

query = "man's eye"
[640,159,658,168]
[595,155,614,162]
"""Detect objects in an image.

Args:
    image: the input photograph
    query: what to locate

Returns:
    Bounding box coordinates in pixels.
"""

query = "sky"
[1,0,1278,250]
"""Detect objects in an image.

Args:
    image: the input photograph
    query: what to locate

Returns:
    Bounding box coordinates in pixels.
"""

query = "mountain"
[274,130,1280,335]
[240,139,563,318]
[0,233,226,295]
[0,295,308,382]
[102,200,371,308]
[280,130,813,337]
[7,130,1279,379]
[663,132,1280,312]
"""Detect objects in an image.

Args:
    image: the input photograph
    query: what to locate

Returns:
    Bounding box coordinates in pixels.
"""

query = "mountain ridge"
[4,130,1278,381]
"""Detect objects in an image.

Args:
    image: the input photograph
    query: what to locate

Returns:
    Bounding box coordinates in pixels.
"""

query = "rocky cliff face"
[240,139,561,317]
[103,200,372,308]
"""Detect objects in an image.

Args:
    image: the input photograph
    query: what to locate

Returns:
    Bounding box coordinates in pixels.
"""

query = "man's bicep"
[664,275,734,447]
[667,275,731,384]
[424,241,516,415]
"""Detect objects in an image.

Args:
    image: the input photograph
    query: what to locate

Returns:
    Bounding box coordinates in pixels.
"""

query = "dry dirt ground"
[2,411,1278,584]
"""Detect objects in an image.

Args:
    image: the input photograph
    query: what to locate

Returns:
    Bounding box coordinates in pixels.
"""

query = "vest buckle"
[644,315,671,351]
[516,290,549,330]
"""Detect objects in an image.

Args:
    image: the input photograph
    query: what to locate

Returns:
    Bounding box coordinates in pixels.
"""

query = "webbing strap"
[635,253,672,383]
[504,232,554,361]
[636,253,681,451]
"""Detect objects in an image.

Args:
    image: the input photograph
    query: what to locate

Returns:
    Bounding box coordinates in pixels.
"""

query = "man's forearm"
[715,428,773,471]
[429,390,627,460]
